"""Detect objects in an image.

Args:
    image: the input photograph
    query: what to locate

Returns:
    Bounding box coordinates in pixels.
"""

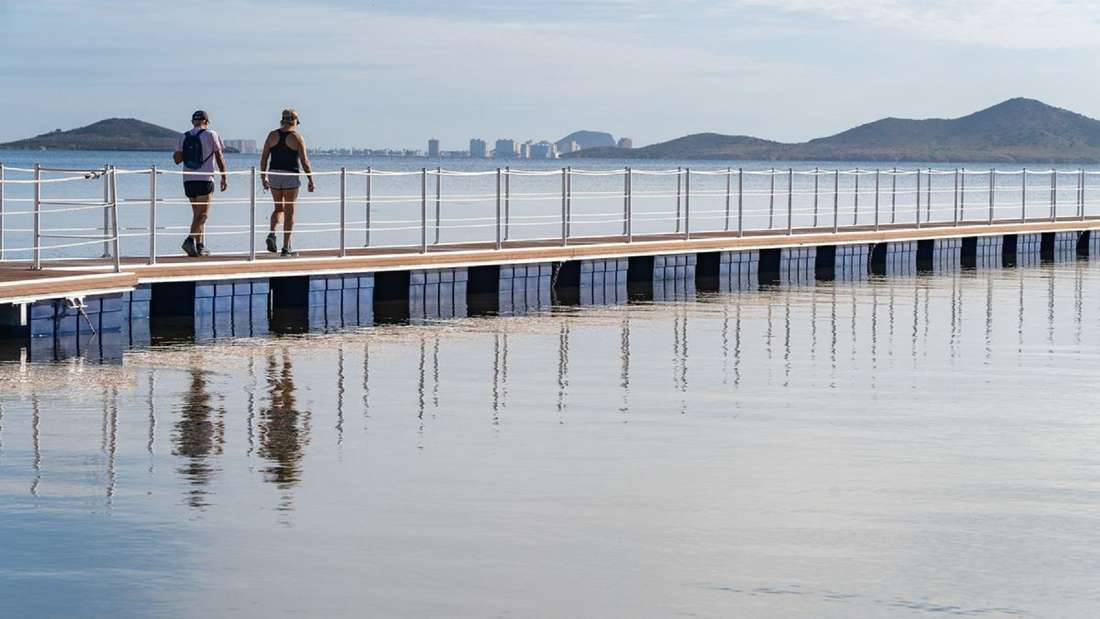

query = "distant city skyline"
[410,136,605,159]
[4,1,1100,149]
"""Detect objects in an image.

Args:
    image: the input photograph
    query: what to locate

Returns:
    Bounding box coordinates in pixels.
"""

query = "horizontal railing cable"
[3,164,1100,268]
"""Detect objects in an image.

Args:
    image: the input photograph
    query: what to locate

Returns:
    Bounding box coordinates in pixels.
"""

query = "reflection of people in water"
[259,348,311,495]
[173,366,226,508]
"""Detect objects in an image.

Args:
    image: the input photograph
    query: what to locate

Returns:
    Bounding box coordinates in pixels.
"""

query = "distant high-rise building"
[520,141,532,159]
[567,141,580,153]
[617,137,634,149]
[469,138,488,158]
[428,138,440,157]
[529,141,557,159]
[224,139,258,154]
[494,139,517,158]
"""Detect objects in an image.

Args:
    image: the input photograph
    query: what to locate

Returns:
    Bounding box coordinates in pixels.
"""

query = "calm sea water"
[3,257,1100,617]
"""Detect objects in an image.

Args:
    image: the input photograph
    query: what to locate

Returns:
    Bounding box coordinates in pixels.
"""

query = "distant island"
[565,98,1100,163]
[556,130,616,152]
[0,118,180,151]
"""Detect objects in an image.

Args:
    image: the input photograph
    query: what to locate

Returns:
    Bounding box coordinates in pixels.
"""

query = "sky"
[2,0,1100,149]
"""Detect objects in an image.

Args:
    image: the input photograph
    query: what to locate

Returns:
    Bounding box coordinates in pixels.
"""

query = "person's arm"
[173,150,183,165]
[297,134,315,192]
[259,132,273,190]
[215,151,228,192]
[213,132,228,191]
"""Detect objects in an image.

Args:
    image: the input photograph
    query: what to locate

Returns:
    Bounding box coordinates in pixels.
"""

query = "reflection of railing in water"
[2,263,1095,507]
[3,165,1100,270]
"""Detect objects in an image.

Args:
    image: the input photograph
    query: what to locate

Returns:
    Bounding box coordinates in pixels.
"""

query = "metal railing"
[0,165,1097,271]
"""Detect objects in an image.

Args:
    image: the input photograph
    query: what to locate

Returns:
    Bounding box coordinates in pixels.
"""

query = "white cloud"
[732,0,1100,50]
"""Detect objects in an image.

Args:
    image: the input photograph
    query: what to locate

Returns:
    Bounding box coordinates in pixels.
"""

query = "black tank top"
[270,130,300,172]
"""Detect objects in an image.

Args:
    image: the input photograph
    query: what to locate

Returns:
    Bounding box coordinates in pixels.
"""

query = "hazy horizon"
[3,1,1100,149]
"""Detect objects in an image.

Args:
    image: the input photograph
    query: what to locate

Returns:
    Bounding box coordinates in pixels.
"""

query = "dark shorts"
[184,180,215,199]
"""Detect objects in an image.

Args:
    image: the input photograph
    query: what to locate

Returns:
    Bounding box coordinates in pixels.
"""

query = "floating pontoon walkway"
[2,164,1099,360]
[1,217,1098,302]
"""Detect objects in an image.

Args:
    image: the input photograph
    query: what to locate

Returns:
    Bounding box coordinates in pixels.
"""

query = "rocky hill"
[566,99,1100,163]
[0,118,180,151]
[556,130,616,152]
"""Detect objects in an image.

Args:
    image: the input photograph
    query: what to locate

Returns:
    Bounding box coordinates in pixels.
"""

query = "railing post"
[434,166,441,245]
[365,165,372,248]
[1050,169,1056,222]
[0,162,5,261]
[853,168,860,225]
[495,168,502,250]
[832,169,839,234]
[109,168,121,274]
[1078,168,1084,220]
[32,164,41,270]
[339,166,347,257]
[675,166,682,233]
[1021,168,1027,223]
[724,166,732,231]
[989,168,995,224]
[623,168,630,236]
[891,167,897,223]
[248,166,257,261]
[561,167,568,247]
[926,168,932,222]
[874,169,880,231]
[768,167,775,229]
[626,167,633,242]
[566,166,573,237]
[737,168,744,238]
[953,169,960,227]
[786,167,793,235]
[101,164,110,257]
[148,165,158,265]
[813,167,820,227]
[420,167,428,253]
[684,167,691,240]
[960,168,966,222]
[915,168,921,229]
[1081,169,1087,221]
[504,166,511,240]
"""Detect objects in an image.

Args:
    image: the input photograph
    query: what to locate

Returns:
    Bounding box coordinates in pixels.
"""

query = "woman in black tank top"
[260,109,315,256]
[269,131,300,174]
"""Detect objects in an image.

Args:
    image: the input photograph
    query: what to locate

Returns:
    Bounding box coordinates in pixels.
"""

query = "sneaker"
[265,233,278,253]
[280,247,298,258]
[196,243,211,257]
[181,236,198,257]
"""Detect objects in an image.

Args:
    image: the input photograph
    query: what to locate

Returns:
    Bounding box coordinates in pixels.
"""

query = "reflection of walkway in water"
[3,263,1094,510]
[259,349,311,508]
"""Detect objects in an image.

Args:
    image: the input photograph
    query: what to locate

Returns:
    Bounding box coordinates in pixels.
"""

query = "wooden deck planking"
[0,268,138,303]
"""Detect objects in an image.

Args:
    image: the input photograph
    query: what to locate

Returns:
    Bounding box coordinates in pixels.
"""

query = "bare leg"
[274,187,299,249]
[283,203,296,249]
[269,188,286,232]
[189,194,211,245]
[269,208,283,231]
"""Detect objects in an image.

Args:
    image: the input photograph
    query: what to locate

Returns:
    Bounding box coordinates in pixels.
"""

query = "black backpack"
[182,129,211,169]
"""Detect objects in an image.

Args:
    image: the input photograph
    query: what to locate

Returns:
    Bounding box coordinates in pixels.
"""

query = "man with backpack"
[173,110,228,257]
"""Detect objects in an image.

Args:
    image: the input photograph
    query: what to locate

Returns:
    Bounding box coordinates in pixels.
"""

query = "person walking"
[173,110,228,257]
[260,108,315,257]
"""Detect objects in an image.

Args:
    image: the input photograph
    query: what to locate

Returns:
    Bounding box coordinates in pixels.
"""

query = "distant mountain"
[576,133,780,160]
[0,118,180,151]
[556,130,616,152]
[565,99,1100,163]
